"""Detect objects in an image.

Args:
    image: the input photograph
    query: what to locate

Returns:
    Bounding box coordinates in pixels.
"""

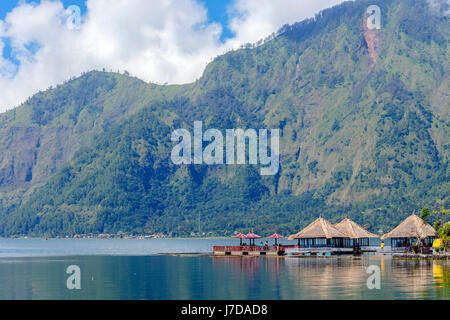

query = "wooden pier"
[213,245,298,256]
[287,246,378,256]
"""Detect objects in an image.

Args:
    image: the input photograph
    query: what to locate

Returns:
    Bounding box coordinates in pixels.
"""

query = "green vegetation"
[420,208,431,222]
[0,0,448,237]
[436,222,450,252]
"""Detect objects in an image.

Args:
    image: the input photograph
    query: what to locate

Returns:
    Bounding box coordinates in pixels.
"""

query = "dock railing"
[213,245,298,252]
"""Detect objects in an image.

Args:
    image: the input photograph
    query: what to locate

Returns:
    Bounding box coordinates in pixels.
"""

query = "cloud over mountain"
[0,0,345,111]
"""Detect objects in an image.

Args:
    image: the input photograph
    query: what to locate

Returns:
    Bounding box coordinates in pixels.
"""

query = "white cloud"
[0,0,344,112]
[426,0,450,15]
[225,0,346,48]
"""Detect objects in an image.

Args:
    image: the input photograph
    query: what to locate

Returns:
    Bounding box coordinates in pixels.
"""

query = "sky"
[0,0,346,112]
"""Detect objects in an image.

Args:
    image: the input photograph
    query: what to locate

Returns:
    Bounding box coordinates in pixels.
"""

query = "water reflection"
[0,255,448,300]
[433,262,450,299]
[283,256,373,299]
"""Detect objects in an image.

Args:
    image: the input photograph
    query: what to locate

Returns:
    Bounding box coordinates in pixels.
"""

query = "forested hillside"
[0,0,448,237]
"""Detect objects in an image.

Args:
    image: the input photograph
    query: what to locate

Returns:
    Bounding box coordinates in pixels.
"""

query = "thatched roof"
[334,218,379,239]
[288,217,347,240]
[381,213,436,240]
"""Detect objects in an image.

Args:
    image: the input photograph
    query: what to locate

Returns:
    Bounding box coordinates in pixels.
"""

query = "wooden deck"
[286,246,378,256]
[213,245,298,256]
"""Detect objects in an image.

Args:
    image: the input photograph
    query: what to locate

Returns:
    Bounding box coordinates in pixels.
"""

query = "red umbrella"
[245,232,261,246]
[232,233,246,245]
[267,233,284,245]
[245,233,261,239]
[232,233,246,238]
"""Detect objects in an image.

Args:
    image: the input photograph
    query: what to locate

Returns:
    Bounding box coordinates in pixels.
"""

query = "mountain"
[0,0,448,237]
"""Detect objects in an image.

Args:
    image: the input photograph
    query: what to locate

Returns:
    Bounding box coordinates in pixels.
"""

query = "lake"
[0,239,448,300]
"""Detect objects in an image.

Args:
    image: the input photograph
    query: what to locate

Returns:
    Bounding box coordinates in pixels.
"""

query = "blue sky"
[198,0,235,40]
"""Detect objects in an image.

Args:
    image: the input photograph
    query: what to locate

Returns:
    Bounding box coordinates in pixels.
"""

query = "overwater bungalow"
[381,213,436,251]
[334,218,378,248]
[288,217,347,248]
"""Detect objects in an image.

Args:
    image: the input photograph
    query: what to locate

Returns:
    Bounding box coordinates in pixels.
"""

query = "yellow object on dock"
[432,239,443,248]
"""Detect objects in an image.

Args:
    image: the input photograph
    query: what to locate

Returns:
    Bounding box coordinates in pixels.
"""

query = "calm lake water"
[0,239,448,300]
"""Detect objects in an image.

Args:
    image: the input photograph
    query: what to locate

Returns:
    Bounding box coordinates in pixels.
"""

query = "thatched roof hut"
[288,217,347,240]
[381,213,436,240]
[334,218,379,239]
[288,217,349,248]
[334,218,378,247]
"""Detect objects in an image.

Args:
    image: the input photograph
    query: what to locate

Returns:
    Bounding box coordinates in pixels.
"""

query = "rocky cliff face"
[0,71,168,200]
[0,126,73,192]
[362,13,381,65]
[0,127,40,189]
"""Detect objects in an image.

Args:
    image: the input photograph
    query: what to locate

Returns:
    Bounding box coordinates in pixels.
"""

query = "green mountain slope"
[0,0,448,237]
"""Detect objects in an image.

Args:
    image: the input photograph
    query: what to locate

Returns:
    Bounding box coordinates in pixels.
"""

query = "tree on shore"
[420,207,430,222]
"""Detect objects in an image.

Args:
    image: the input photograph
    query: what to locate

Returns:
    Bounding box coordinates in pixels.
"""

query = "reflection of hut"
[334,218,378,247]
[284,256,364,299]
[288,217,347,248]
[381,213,436,248]
[390,259,437,297]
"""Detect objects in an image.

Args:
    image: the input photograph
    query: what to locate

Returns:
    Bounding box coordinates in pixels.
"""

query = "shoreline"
[392,253,450,260]
[0,236,230,240]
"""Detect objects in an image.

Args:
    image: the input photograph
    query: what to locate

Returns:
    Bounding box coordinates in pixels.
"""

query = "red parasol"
[232,233,246,245]
[245,232,261,239]
[232,233,246,238]
[245,232,261,246]
[267,233,284,245]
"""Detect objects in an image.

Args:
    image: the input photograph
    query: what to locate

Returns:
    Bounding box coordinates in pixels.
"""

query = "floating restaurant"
[213,217,379,256]
[212,212,443,257]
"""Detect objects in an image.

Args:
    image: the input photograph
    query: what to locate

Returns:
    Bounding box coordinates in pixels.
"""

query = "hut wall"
[391,237,435,248]
[342,238,369,248]
[299,238,346,248]
[299,238,327,248]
